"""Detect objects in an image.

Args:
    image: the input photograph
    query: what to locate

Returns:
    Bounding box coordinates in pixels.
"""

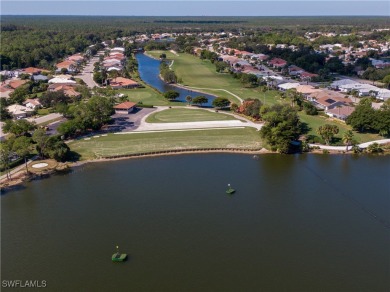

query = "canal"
[136,53,216,106]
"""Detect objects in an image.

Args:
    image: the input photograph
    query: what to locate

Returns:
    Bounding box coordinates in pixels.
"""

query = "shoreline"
[1,148,389,192]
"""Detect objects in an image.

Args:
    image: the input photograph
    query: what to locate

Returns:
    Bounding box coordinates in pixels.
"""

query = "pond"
[2,154,389,291]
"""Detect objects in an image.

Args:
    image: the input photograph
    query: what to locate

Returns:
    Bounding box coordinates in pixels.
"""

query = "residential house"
[67,53,84,64]
[309,90,352,110]
[8,79,28,90]
[7,104,34,119]
[300,72,319,82]
[114,101,137,114]
[326,105,355,120]
[330,79,358,90]
[49,77,77,84]
[56,60,77,73]
[23,98,42,109]
[268,58,287,68]
[22,67,50,75]
[32,74,49,82]
[109,77,139,89]
[48,83,80,97]
[288,65,305,76]
[277,82,300,91]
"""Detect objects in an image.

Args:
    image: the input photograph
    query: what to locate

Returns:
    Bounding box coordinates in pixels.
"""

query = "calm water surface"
[2,154,390,292]
[136,53,216,106]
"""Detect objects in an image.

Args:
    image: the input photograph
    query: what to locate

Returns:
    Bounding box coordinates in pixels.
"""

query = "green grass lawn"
[147,50,280,104]
[146,108,237,123]
[146,50,381,146]
[117,84,179,106]
[37,108,50,116]
[299,113,381,144]
[69,128,262,160]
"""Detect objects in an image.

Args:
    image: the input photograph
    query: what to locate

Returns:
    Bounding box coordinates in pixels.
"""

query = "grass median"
[69,127,262,160]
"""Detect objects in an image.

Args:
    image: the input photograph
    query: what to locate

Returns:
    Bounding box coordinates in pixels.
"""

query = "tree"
[0,98,12,121]
[260,104,302,153]
[303,102,318,115]
[192,96,208,107]
[164,90,180,101]
[212,97,230,109]
[32,128,49,158]
[44,136,70,161]
[12,136,32,173]
[230,103,238,112]
[383,75,390,89]
[3,119,36,137]
[185,95,192,105]
[39,90,70,108]
[342,130,354,151]
[317,124,339,145]
[159,53,166,59]
[0,142,12,180]
[9,86,29,104]
[346,103,376,132]
[57,119,79,138]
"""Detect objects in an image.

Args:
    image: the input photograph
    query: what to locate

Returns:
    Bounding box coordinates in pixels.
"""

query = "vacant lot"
[69,128,262,160]
[117,85,179,106]
[146,108,237,123]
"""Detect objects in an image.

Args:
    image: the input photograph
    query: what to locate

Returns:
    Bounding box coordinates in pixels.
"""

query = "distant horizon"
[2,15,389,17]
[1,1,389,16]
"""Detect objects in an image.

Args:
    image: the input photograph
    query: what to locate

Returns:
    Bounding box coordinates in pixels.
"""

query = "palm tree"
[342,130,354,152]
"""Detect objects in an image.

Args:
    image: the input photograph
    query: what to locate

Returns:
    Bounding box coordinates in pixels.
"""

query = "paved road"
[27,113,63,125]
[123,106,263,132]
[75,56,100,88]
[46,118,67,136]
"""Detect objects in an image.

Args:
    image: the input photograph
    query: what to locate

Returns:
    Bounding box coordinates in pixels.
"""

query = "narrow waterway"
[136,53,216,106]
[2,154,389,291]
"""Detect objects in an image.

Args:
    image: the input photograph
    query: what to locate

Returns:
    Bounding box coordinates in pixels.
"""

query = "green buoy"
[226,184,235,194]
[112,245,127,262]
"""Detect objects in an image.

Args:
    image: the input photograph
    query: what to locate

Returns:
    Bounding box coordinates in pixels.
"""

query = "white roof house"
[48,77,77,84]
[330,79,359,89]
[376,89,390,101]
[7,104,34,118]
[277,82,300,91]
[339,83,379,96]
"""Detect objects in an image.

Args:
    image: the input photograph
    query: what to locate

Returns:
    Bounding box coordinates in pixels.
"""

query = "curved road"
[309,139,390,151]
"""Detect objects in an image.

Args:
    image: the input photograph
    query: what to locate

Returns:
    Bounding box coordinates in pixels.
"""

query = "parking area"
[104,107,156,132]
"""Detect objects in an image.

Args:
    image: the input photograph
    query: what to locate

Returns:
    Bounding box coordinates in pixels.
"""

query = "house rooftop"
[114,101,137,110]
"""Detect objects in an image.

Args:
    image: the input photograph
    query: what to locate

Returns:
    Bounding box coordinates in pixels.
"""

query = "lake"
[136,53,216,106]
[1,154,390,291]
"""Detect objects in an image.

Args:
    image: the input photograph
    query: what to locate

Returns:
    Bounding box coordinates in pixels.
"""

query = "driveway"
[27,113,63,125]
[106,107,156,132]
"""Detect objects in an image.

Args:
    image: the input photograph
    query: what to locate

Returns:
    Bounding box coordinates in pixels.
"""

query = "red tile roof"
[110,77,139,88]
[8,79,28,89]
[114,101,137,110]
[22,67,50,74]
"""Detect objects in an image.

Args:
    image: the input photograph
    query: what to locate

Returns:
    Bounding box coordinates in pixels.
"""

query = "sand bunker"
[31,163,49,169]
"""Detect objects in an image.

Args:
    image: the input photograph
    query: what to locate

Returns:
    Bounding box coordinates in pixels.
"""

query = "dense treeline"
[1,15,389,70]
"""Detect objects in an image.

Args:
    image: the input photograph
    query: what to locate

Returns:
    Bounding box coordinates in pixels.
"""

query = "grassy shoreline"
[68,127,263,160]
